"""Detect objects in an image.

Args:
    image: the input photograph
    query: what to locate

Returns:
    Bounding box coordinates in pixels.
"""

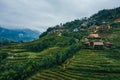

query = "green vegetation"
[91,7,120,24]
[0,7,120,80]
[108,23,120,47]
[22,35,78,52]
[0,51,8,63]
[29,50,120,80]
[0,44,81,80]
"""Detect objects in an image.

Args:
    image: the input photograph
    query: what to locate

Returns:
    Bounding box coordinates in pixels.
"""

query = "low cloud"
[0,0,120,32]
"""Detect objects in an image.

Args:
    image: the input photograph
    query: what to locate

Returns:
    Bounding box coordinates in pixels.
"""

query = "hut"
[114,18,120,23]
[105,42,112,48]
[89,26,100,32]
[107,25,112,29]
[82,38,90,46]
[93,42,104,49]
[83,41,90,46]
[89,34,100,39]
[90,40,95,46]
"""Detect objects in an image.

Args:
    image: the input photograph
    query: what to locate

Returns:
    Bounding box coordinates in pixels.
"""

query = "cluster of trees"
[62,31,88,40]
[91,7,120,24]
[0,39,11,46]
[63,19,83,30]
[111,23,120,28]
[0,44,81,80]
[0,52,8,63]
[25,36,78,52]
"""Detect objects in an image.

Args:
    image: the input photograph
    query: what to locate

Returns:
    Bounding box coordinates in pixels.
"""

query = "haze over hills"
[0,27,40,43]
[0,0,120,31]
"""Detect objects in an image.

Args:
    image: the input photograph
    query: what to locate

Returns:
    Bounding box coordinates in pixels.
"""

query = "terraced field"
[1,47,63,64]
[28,50,120,80]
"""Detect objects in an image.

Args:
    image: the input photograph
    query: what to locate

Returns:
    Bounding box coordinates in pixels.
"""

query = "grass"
[37,47,64,56]
[107,28,120,47]
[1,46,64,65]
[2,42,120,80]
[1,25,120,80]
[28,49,120,80]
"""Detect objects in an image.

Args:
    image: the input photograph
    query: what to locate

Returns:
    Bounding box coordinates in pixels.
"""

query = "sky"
[0,0,120,32]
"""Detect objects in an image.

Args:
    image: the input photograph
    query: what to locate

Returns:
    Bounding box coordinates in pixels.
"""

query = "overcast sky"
[0,0,120,32]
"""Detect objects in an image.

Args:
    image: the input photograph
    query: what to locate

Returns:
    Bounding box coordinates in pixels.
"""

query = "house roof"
[89,34,100,38]
[89,26,100,29]
[83,41,90,44]
[93,42,104,45]
[105,42,112,44]
[115,18,120,22]
[107,26,112,29]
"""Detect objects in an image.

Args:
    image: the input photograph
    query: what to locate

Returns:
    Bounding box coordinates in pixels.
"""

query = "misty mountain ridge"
[0,27,40,43]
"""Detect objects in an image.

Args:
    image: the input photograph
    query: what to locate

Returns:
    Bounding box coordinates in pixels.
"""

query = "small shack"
[114,18,120,23]
[93,42,104,49]
[89,26,100,30]
[83,41,90,46]
[105,42,112,48]
[89,34,100,39]
[90,40,95,46]
[82,38,90,46]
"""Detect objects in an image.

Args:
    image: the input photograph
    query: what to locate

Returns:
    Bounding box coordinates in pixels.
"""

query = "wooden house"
[83,41,90,46]
[79,28,85,31]
[93,42,104,49]
[88,26,100,32]
[82,38,90,46]
[114,18,120,23]
[90,40,95,46]
[89,34,100,39]
[107,25,112,29]
[105,42,112,48]
[48,28,64,36]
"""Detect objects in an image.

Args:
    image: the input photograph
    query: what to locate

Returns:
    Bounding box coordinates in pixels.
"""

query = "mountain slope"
[0,27,40,43]
[28,49,120,80]
[0,6,120,80]
[90,7,120,24]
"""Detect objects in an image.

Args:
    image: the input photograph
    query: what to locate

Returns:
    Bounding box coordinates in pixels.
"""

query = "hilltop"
[91,7,120,24]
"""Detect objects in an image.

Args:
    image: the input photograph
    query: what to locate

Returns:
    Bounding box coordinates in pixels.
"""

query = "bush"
[0,44,82,80]
[0,52,8,62]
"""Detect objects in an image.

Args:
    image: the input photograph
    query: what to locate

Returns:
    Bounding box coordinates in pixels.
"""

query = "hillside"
[90,7,120,25]
[29,49,120,80]
[0,7,120,80]
[28,22,120,80]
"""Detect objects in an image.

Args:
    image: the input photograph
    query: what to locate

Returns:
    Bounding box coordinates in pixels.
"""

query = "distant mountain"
[0,27,40,43]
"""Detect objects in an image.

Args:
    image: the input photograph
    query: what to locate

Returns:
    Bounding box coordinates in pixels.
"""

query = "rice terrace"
[0,1,120,80]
